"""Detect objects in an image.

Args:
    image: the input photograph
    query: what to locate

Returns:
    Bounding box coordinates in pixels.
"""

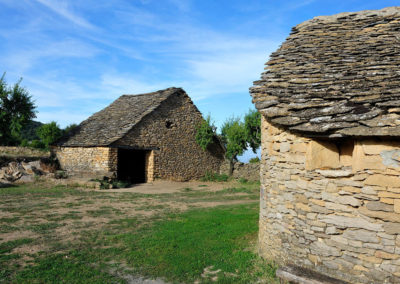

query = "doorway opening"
[117,148,149,183]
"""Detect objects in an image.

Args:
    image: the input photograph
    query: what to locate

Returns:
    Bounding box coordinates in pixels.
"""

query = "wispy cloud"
[35,0,96,30]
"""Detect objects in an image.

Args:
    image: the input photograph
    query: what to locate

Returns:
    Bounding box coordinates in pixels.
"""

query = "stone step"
[276,266,349,284]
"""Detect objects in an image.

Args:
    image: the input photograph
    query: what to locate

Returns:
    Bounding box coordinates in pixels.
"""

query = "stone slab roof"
[57,87,185,146]
[251,7,400,138]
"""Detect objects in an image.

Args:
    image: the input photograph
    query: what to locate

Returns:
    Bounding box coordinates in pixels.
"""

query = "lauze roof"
[251,7,400,138]
[57,87,185,146]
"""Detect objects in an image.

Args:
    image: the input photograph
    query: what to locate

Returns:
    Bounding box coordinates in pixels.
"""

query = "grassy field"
[0,180,277,283]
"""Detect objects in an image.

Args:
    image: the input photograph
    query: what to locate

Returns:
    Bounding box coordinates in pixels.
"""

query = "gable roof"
[251,7,400,138]
[57,87,185,146]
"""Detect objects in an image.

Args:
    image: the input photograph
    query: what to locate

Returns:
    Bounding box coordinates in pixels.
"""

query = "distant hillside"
[20,120,43,141]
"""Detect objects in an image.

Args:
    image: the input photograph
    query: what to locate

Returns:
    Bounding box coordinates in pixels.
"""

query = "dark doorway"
[117,149,147,183]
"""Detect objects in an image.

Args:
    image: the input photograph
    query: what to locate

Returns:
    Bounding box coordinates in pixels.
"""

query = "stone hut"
[53,87,224,183]
[251,7,400,283]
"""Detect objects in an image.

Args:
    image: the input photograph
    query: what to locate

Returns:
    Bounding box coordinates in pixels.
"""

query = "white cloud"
[35,0,96,30]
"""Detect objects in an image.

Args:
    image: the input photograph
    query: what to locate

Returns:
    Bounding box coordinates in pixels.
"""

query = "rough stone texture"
[250,7,400,138]
[54,147,117,178]
[219,160,260,181]
[53,88,225,181]
[258,117,400,284]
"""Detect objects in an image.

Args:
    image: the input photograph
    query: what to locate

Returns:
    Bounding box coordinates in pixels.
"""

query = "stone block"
[336,196,361,207]
[305,140,340,170]
[343,229,379,243]
[375,250,400,260]
[358,254,383,264]
[394,199,400,213]
[359,207,400,222]
[366,201,394,212]
[318,215,383,231]
[378,191,400,199]
[364,174,400,188]
[383,222,400,235]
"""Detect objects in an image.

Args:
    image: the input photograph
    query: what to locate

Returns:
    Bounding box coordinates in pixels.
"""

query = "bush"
[30,139,45,149]
[201,171,229,182]
[238,177,248,184]
[249,157,260,164]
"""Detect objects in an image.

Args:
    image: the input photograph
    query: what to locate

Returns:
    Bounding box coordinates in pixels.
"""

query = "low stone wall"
[0,146,49,158]
[220,160,260,181]
[260,117,400,283]
[52,146,117,177]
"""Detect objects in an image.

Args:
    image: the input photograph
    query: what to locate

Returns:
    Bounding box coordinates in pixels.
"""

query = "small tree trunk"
[228,159,234,176]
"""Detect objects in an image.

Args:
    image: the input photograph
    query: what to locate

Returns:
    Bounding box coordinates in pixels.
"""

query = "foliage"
[29,139,45,149]
[200,171,229,182]
[20,120,43,141]
[195,115,216,151]
[249,157,260,164]
[220,116,247,161]
[244,109,261,153]
[63,123,78,136]
[36,121,63,148]
[0,74,36,145]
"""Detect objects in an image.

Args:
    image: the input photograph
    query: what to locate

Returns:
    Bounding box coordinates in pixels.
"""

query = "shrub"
[201,171,229,182]
[249,157,260,164]
[30,139,45,149]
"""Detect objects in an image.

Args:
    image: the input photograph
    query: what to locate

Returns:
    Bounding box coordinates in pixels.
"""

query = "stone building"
[53,87,224,183]
[251,7,400,284]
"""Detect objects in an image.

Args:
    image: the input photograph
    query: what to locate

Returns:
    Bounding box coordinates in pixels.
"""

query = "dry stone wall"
[260,116,400,283]
[219,160,260,181]
[53,146,117,178]
[114,93,224,181]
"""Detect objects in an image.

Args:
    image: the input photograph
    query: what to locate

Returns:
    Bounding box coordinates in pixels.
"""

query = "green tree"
[0,74,36,145]
[36,121,62,148]
[195,115,216,151]
[244,109,261,153]
[63,123,78,136]
[220,117,247,176]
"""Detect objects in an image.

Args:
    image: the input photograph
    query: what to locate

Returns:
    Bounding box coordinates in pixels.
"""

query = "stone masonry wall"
[114,93,224,181]
[260,116,400,283]
[220,160,260,181]
[53,146,117,177]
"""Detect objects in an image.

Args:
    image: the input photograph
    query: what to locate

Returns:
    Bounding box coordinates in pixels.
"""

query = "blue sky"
[0,0,398,160]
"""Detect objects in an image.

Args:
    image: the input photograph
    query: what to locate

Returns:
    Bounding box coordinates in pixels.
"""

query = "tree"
[195,115,216,151]
[36,121,62,148]
[220,117,247,176]
[244,109,261,153]
[63,123,78,136]
[0,74,36,145]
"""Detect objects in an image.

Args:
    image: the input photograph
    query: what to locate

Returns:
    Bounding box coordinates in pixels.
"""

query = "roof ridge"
[297,6,400,29]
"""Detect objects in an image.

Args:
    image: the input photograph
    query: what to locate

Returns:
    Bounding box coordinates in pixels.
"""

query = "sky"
[0,0,398,161]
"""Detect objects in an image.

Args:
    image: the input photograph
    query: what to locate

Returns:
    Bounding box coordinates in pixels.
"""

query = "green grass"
[105,204,277,283]
[0,182,275,283]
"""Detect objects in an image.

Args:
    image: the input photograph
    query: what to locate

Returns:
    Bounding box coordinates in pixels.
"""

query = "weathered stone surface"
[343,229,379,243]
[336,196,361,207]
[359,207,400,223]
[315,169,352,177]
[394,199,400,214]
[383,222,400,235]
[318,215,383,231]
[366,201,394,212]
[364,174,400,188]
[305,141,340,170]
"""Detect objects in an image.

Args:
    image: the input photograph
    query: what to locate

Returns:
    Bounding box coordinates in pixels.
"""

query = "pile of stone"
[0,160,52,184]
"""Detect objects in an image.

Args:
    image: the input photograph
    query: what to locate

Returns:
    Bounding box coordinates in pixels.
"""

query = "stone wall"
[0,146,49,158]
[260,116,400,283]
[53,146,117,178]
[114,93,224,181]
[219,160,260,181]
